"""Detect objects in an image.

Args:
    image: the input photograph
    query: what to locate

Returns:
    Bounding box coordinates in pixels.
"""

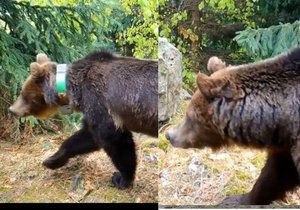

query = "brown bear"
[165,46,300,205]
[9,51,158,189]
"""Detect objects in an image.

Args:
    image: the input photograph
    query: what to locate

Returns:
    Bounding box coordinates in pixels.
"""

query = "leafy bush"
[117,0,158,59]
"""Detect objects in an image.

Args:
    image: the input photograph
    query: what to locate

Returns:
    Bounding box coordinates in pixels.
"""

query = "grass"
[158,100,300,206]
[0,131,158,203]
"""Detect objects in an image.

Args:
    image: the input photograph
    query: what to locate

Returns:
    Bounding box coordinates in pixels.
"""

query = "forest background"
[1,0,300,139]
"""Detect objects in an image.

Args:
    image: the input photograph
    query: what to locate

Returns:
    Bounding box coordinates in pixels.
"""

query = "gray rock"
[180,88,192,100]
[161,169,169,187]
[158,37,183,122]
[188,157,202,173]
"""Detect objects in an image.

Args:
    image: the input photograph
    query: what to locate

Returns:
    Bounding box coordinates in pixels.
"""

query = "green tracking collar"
[56,64,67,93]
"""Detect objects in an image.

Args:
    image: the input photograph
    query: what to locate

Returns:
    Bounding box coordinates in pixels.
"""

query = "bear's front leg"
[43,121,100,169]
[219,150,299,205]
[103,129,137,189]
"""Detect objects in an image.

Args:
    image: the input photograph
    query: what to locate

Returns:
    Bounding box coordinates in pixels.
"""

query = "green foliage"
[20,116,40,127]
[235,21,300,60]
[117,0,158,58]
[160,0,258,92]
[0,0,123,102]
[198,0,257,27]
[257,0,300,26]
[181,58,196,92]
[233,0,300,60]
[60,112,83,132]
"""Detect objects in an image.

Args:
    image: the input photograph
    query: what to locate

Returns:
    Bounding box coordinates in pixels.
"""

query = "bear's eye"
[34,77,44,84]
[32,95,46,105]
[186,112,202,131]
[185,115,196,129]
[21,94,29,103]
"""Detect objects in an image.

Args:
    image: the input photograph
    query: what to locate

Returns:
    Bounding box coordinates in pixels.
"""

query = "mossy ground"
[0,131,158,203]
[158,101,300,206]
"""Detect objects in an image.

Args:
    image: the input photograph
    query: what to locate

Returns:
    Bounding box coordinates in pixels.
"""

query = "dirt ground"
[0,131,159,203]
[158,101,300,206]
[2,101,300,205]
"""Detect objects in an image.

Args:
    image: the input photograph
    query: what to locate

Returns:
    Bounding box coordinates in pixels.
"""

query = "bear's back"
[212,46,300,148]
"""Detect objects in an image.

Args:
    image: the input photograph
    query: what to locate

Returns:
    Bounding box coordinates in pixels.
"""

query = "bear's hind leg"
[103,129,137,189]
[43,121,100,169]
[220,150,299,205]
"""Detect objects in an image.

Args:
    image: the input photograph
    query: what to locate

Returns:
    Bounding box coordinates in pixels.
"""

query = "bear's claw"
[111,172,132,189]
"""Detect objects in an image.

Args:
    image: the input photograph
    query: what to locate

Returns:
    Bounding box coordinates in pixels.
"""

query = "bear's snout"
[8,105,25,117]
[165,126,194,149]
[8,97,29,117]
[165,130,171,141]
[165,128,183,147]
[8,106,18,116]
[165,128,175,143]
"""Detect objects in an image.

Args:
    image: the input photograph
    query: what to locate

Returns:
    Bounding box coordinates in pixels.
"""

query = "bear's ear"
[30,62,46,81]
[196,73,239,99]
[207,56,227,75]
[36,53,50,64]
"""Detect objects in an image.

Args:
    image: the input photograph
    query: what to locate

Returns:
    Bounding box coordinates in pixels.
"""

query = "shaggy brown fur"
[9,51,158,189]
[166,46,300,205]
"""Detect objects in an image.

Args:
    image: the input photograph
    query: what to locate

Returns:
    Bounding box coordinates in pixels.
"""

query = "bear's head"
[165,57,244,149]
[9,53,68,119]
